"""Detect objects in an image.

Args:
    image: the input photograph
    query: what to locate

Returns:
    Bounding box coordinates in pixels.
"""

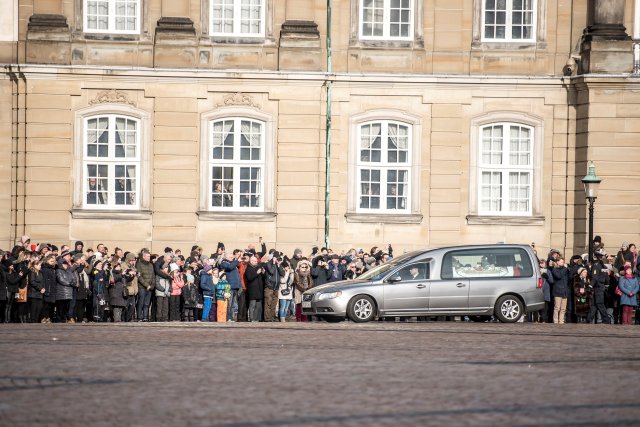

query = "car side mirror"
[387,275,402,283]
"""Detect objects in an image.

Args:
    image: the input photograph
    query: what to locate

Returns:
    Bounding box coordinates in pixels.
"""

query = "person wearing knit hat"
[20,235,30,247]
[572,267,591,322]
[70,241,84,256]
[72,253,84,263]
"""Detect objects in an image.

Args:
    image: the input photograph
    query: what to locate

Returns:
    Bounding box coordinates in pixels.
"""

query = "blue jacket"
[328,263,346,283]
[618,276,639,307]
[199,270,215,297]
[551,266,571,298]
[220,259,241,290]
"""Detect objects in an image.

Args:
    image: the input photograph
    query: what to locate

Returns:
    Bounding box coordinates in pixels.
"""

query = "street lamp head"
[581,161,602,199]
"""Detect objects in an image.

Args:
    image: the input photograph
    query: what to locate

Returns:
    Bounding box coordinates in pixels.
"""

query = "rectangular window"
[210,118,264,210]
[483,0,535,42]
[441,247,534,280]
[84,0,140,34]
[83,115,140,209]
[211,0,265,37]
[357,120,411,213]
[478,123,533,216]
[360,0,412,40]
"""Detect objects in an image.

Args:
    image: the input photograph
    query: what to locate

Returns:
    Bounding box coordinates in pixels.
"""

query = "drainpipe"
[19,67,27,241]
[5,66,19,247]
[634,0,640,74]
[324,0,332,249]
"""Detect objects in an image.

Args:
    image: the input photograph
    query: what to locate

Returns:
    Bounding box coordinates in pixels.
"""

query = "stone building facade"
[0,0,639,256]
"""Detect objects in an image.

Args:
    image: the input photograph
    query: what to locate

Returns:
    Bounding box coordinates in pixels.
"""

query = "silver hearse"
[302,244,543,323]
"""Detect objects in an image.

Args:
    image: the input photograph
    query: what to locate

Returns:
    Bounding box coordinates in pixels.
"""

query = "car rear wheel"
[348,295,376,323]
[494,295,523,323]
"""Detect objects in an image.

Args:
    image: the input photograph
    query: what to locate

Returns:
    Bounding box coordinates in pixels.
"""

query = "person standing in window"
[87,178,105,205]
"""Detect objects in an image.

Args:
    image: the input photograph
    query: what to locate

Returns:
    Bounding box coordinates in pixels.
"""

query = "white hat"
[169,262,180,273]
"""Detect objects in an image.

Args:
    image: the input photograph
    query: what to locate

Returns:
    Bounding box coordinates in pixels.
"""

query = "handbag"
[16,286,27,303]
[280,285,291,296]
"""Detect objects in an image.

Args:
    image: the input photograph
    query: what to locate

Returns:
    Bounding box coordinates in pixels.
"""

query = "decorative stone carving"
[216,92,260,109]
[89,90,136,106]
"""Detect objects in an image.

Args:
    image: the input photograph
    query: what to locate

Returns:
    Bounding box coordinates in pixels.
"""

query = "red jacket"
[171,275,185,296]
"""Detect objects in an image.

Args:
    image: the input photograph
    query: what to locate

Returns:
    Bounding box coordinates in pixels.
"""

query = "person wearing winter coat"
[40,255,57,323]
[122,253,138,322]
[74,258,91,323]
[91,260,109,322]
[27,259,45,323]
[135,249,155,322]
[311,256,331,287]
[199,259,217,321]
[573,267,591,322]
[618,264,639,325]
[182,268,198,322]
[537,259,553,323]
[107,264,128,322]
[278,265,294,322]
[0,255,8,324]
[586,250,612,324]
[551,257,571,324]
[220,252,242,322]
[55,256,77,323]
[154,253,172,322]
[264,255,284,322]
[244,256,265,322]
[293,259,313,322]
[169,264,185,322]
[215,273,231,323]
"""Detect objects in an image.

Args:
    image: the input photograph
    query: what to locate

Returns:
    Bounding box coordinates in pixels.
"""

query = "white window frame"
[199,106,276,217]
[81,114,140,210]
[481,0,537,43]
[347,110,423,222]
[356,120,412,214]
[73,103,151,216]
[83,0,141,35]
[208,117,265,211]
[359,0,414,41]
[209,0,266,38]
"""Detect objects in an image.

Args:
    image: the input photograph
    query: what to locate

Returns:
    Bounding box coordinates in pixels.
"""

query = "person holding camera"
[199,259,216,322]
[220,251,242,322]
[311,256,331,287]
[278,262,294,322]
[264,253,284,322]
[107,263,128,322]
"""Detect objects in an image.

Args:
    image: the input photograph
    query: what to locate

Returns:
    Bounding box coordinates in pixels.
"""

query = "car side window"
[392,262,429,282]
[441,248,533,279]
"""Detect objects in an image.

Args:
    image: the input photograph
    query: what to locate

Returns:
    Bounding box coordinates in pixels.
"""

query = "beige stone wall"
[14,0,594,76]
[0,77,13,245]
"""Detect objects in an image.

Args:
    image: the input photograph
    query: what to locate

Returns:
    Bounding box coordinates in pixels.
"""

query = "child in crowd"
[169,263,184,322]
[215,272,231,323]
[182,267,198,322]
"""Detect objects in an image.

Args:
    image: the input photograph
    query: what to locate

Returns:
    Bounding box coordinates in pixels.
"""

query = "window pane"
[211,166,234,207]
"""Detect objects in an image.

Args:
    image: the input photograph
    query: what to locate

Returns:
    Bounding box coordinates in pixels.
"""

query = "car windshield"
[357,251,422,281]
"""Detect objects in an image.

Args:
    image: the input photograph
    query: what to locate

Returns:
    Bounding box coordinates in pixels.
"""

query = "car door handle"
[416,284,426,289]
[456,283,466,288]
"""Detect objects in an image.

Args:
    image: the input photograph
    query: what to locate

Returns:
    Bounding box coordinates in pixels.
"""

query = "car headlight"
[317,291,342,301]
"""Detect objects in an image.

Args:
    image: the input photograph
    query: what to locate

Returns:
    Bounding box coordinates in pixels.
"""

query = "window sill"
[466,215,545,226]
[197,211,276,222]
[349,38,424,49]
[70,209,152,220]
[200,36,277,47]
[471,41,545,51]
[345,212,423,224]
[72,32,152,43]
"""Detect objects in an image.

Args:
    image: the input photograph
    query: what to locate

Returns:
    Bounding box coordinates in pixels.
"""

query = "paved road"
[1,322,639,427]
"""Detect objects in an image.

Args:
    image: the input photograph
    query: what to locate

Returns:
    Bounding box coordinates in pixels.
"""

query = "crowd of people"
[0,235,394,324]
[537,236,639,325]
[0,234,637,325]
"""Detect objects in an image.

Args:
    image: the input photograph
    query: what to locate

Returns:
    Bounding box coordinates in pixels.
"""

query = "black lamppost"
[582,161,602,262]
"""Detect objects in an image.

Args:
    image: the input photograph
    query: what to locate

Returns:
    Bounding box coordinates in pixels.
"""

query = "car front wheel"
[348,295,376,323]
[494,295,523,323]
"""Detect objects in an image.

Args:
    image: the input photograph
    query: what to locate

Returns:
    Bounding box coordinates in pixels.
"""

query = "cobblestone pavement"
[1,322,639,427]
